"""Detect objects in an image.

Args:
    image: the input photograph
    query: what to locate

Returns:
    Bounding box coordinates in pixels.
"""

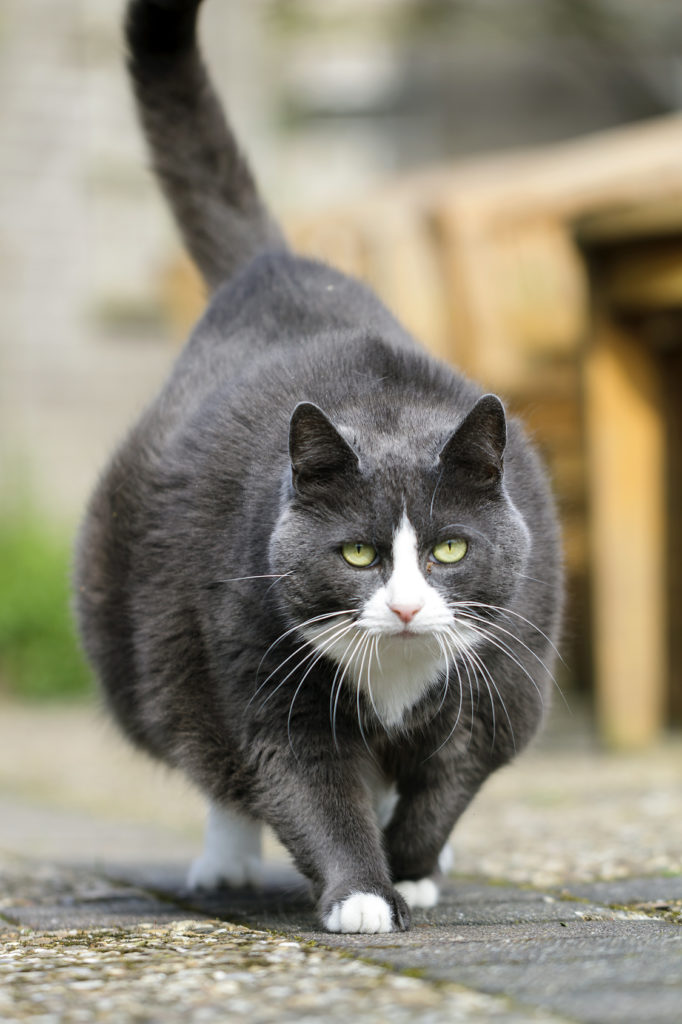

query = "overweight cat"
[74,0,563,934]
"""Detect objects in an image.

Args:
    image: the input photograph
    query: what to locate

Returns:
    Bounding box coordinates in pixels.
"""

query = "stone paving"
[0,699,680,1022]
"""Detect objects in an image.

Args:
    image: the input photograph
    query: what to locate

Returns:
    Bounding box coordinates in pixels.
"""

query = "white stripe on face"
[385,515,430,625]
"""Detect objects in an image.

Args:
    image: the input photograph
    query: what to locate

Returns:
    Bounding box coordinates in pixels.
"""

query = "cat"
[74,0,563,935]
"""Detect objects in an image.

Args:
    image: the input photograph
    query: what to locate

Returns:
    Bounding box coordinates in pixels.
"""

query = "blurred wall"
[2,0,681,523]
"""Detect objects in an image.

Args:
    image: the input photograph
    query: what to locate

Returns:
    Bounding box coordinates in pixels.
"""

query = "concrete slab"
[0,855,201,931]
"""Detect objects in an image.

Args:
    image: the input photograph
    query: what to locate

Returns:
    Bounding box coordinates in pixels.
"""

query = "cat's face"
[269,397,531,728]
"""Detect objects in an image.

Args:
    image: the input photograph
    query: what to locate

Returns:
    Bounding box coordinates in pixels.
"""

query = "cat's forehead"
[339,479,448,546]
[341,413,446,467]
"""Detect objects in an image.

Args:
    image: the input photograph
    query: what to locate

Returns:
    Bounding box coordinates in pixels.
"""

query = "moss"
[609,900,682,925]
[0,508,91,700]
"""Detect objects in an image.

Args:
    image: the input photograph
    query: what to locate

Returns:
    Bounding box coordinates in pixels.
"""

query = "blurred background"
[1,0,682,753]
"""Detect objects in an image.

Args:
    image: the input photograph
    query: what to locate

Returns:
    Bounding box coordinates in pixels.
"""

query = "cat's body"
[75,0,563,934]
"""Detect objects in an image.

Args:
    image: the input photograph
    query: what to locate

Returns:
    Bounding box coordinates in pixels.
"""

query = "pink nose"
[389,602,423,624]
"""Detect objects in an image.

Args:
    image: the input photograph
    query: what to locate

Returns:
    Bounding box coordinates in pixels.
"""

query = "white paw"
[324,893,394,933]
[438,842,454,875]
[188,801,263,891]
[394,877,439,909]
[186,852,260,891]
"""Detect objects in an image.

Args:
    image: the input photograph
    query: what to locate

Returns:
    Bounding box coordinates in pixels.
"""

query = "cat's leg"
[383,750,492,908]
[251,747,410,933]
[353,768,439,917]
[393,842,454,908]
[187,801,263,890]
[361,766,453,909]
[360,766,453,909]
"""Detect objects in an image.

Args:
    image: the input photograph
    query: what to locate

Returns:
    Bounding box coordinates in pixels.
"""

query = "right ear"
[289,403,360,495]
[437,394,507,489]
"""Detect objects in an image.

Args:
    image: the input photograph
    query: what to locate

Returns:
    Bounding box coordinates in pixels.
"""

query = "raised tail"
[125,0,286,290]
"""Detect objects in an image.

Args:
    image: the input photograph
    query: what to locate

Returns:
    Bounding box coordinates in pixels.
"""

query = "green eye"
[432,538,468,564]
[341,542,377,568]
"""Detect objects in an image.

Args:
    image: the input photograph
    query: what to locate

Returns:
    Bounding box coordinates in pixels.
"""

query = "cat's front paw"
[321,886,410,933]
[394,877,439,909]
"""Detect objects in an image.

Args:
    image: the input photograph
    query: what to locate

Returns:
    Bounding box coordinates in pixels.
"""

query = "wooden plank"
[575,197,682,244]
[663,344,682,724]
[600,239,682,312]
[584,310,667,748]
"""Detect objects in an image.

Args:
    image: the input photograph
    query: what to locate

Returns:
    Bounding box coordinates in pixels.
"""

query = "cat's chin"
[355,631,447,727]
[378,623,430,640]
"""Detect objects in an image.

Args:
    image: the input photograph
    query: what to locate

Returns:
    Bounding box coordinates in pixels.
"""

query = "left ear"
[289,402,360,495]
[438,394,507,487]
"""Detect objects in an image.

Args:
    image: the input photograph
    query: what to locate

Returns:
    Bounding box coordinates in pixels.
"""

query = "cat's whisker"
[465,642,516,754]
[513,571,555,588]
[257,621,354,711]
[254,609,356,687]
[365,635,382,723]
[432,634,452,718]
[452,600,564,666]
[422,633,466,760]
[458,643,495,749]
[418,632,456,733]
[328,627,364,742]
[439,640,476,751]
[286,627,355,759]
[451,647,466,736]
[455,636,478,746]
[209,572,294,585]
[457,617,546,711]
[455,605,555,678]
[258,645,319,712]
[265,572,295,596]
[249,617,353,708]
[329,659,345,738]
[355,633,378,761]
[372,633,383,677]
[250,640,312,706]
[453,606,569,711]
[429,468,444,519]
[331,628,367,754]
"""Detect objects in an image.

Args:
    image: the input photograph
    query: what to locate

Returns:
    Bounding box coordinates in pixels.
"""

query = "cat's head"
[269,395,531,727]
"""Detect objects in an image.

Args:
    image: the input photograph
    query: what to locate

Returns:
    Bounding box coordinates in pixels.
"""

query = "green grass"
[0,512,92,700]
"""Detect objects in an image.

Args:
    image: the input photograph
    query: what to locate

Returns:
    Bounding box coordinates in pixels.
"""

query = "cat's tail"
[125,0,286,290]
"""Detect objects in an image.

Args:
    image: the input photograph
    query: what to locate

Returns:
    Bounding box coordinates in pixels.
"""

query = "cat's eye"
[341,542,377,568]
[432,538,468,564]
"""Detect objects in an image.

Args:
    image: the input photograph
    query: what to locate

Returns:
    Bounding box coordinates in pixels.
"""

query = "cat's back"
[94,249,463,502]
[147,251,421,436]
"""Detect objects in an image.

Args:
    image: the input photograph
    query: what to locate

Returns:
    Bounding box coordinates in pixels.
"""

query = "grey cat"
[74,0,563,934]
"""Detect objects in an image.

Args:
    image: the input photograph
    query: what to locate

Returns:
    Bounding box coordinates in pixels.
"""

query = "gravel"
[0,919,570,1023]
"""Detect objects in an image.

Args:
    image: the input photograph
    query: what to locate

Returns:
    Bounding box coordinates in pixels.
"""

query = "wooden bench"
[578,204,682,746]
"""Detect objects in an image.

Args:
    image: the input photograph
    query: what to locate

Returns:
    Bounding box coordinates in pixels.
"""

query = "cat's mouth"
[394,627,423,639]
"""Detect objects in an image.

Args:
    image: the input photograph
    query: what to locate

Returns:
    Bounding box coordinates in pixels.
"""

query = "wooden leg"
[583,312,666,747]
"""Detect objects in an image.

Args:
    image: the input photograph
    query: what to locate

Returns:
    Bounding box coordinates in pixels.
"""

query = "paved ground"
[0,698,680,1022]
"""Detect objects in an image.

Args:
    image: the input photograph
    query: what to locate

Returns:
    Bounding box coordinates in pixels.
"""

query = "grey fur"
[74,0,563,932]
[125,0,284,288]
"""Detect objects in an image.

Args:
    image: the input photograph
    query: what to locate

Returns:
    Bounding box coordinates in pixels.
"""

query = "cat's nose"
[389,601,423,624]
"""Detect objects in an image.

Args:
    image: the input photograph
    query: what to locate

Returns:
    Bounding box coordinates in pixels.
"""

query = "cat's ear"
[438,394,506,487]
[289,402,359,494]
